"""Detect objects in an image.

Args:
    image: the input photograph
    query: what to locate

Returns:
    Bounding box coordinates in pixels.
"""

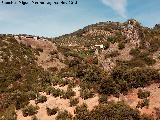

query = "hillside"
[0,19,160,120]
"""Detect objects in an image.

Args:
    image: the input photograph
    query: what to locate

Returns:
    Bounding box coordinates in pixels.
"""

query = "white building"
[95,44,104,49]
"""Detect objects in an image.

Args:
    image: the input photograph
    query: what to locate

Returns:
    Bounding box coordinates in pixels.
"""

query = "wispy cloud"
[101,0,127,18]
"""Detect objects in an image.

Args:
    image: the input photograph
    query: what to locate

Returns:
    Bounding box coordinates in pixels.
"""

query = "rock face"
[121,23,140,47]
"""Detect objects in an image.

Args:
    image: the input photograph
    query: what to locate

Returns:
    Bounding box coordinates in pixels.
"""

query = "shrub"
[22,105,39,117]
[99,67,159,95]
[99,94,108,104]
[142,56,156,66]
[62,88,75,99]
[89,101,141,120]
[49,50,58,55]
[35,95,47,104]
[105,50,120,58]
[36,48,43,52]
[99,78,120,95]
[1,106,17,120]
[154,107,160,120]
[127,58,146,68]
[80,88,94,100]
[46,107,59,116]
[137,89,150,99]
[148,40,160,53]
[68,80,76,88]
[74,103,89,120]
[140,114,154,120]
[129,48,141,56]
[74,103,88,114]
[27,91,37,100]
[31,115,39,120]
[68,58,80,67]
[129,48,156,66]
[12,92,30,110]
[118,42,125,50]
[107,36,116,44]
[51,88,65,98]
[57,78,69,87]
[64,51,79,57]
[81,64,102,84]
[47,67,58,73]
[93,57,98,65]
[74,101,144,120]
[136,99,150,109]
[56,110,72,120]
[45,86,54,95]
[87,49,95,54]
[69,98,79,107]
[52,76,62,86]
[103,41,110,50]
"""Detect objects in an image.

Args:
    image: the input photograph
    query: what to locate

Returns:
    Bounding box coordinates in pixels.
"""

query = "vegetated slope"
[15,36,66,71]
[53,19,160,72]
[0,19,160,120]
[0,35,54,119]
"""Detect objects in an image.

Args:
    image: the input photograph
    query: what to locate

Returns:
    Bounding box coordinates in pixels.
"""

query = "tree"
[56,110,72,120]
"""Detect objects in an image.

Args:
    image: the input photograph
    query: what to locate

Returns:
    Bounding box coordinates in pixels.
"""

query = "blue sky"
[0,0,160,37]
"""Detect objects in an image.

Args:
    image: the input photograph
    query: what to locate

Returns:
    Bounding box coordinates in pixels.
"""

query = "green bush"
[74,103,88,114]
[127,58,146,68]
[137,89,150,99]
[154,107,160,120]
[49,50,58,55]
[140,114,154,120]
[74,101,145,120]
[69,98,79,107]
[136,99,150,109]
[80,88,94,100]
[22,105,39,117]
[46,107,59,116]
[118,42,125,50]
[92,57,98,64]
[74,103,89,120]
[56,110,72,120]
[142,56,156,66]
[103,41,110,50]
[35,95,47,104]
[105,50,120,58]
[47,67,58,73]
[27,91,38,100]
[52,76,62,86]
[90,101,141,120]
[99,94,108,104]
[31,115,39,120]
[1,106,17,120]
[107,36,116,44]
[80,64,102,84]
[68,80,76,88]
[68,58,80,67]
[52,76,69,87]
[11,91,30,110]
[129,48,141,56]
[61,88,75,99]
[148,39,160,53]
[99,67,159,95]
[36,48,43,52]
[51,88,65,98]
